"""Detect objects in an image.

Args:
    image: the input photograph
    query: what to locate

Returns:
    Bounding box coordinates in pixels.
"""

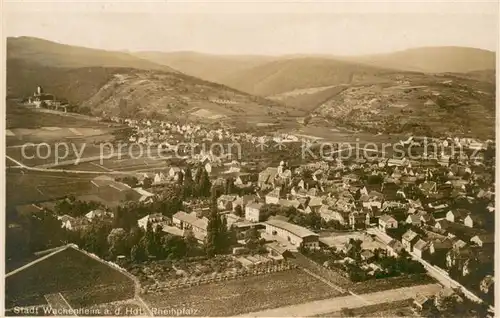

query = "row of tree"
[179,166,212,198]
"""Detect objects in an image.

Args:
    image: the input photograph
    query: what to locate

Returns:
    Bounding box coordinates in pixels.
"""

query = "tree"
[234,205,244,217]
[128,226,144,248]
[340,307,354,317]
[130,243,147,262]
[183,168,193,198]
[80,221,112,257]
[198,170,212,197]
[244,227,261,250]
[107,228,128,258]
[142,177,153,189]
[347,238,363,260]
[15,211,67,254]
[434,291,467,318]
[301,169,313,180]
[304,212,322,231]
[194,166,203,187]
[113,203,139,230]
[184,229,199,256]
[177,170,184,185]
[141,222,162,258]
[121,176,139,188]
[224,178,235,194]
[160,234,187,259]
[205,197,229,256]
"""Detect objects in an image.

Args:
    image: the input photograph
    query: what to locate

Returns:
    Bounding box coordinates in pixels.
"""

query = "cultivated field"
[6,102,118,146]
[6,170,96,207]
[5,247,135,310]
[313,299,414,317]
[6,101,105,130]
[6,143,109,168]
[142,269,343,316]
[351,273,435,294]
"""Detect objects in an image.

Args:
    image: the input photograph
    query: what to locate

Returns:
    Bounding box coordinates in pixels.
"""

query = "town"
[6,103,495,317]
[4,2,497,316]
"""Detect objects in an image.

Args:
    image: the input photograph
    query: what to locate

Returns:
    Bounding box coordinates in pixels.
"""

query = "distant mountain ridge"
[7,36,177,72]
[345,46,496,73]
[135,46,495,97]
[133,51,276,84]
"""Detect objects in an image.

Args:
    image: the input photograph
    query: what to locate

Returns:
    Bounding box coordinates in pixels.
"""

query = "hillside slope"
[313,72,496,139]
[7,61,290,122]
[81,70,291,121]
[134,51,275,84]
[347,47,496,73]
[219,57,395,96]
[6,59,126,104]
[7,37,176,72]
[7,37,291,124]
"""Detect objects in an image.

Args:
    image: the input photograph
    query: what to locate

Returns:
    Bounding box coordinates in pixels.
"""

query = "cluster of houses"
[24,85,71,112]
[11,110,494,305]
[141,192,320,254]
[15,175,155,231]
[106,116,317,155]
[142,139,492,300]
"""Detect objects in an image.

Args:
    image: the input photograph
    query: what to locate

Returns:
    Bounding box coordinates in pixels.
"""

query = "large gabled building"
[264,218,319,249]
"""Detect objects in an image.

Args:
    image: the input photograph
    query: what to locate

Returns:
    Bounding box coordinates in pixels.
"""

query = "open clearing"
[5,246,135,310]
[142,268,343,316]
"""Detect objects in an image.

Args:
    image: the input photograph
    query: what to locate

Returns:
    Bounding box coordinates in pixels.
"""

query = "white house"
[245,202,264,222]
[138,213,167,231]
[265,188,281,204]
[378,214,398,232]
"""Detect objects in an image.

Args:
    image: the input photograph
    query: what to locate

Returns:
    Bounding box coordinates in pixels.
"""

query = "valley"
[7,37,496,139]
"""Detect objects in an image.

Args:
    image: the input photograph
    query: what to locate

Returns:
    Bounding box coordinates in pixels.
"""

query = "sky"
[3,0,499,56]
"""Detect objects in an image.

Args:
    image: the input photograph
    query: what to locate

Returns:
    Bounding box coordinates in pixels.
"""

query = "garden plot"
[6,170,96,206]
[319,231,387,251]
[5,246,135,310]
[142,268,343,316]
[235,254,276,269]
[101,157,169,172]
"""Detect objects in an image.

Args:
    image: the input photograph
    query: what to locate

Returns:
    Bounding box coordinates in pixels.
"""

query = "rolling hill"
[7,37,177,72]
[313,72,496,139]
[6,37,291,125]
[346,46,496,74]
[7,59,120,103]
[80,70,291,121]
[218,57,397,96]
[6,37,496,137]
[133,51,275,84]
[135,47,495,97]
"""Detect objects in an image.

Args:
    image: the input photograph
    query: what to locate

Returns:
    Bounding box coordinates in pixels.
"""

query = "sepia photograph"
[2,0,498,317]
